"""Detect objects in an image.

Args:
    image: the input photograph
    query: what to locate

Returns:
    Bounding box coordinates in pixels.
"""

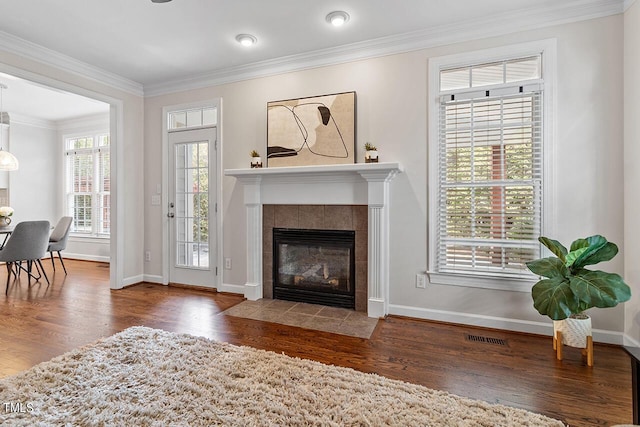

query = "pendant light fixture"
[0,84,18,171]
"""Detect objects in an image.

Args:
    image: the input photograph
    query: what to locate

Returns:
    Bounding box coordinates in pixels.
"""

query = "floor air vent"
[465,334,508,346]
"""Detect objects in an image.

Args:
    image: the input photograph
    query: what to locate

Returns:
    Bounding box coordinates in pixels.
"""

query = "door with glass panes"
[168,127,217,287]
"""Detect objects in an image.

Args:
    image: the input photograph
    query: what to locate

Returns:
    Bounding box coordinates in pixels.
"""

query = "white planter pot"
[553,314,592,348]
[250,157,262,168]
[365,150,378,163]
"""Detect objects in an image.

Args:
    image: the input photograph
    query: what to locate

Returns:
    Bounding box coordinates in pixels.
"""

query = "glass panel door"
[168,127,216,287]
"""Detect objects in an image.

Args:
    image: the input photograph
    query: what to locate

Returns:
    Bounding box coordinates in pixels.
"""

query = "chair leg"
[27,260,32,285]
[50,252,56,272]
[37,259,49,285]
[5,262,11,294]
[57,251,67,275]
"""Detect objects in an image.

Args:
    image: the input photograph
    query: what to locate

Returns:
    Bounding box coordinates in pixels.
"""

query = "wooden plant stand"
[554,331,594,366]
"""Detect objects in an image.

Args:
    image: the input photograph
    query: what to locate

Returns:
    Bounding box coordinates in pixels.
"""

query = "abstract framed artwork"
[267,91,356,167]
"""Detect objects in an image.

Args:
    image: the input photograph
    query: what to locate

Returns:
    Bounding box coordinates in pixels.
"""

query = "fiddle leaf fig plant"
[526,235,631,321]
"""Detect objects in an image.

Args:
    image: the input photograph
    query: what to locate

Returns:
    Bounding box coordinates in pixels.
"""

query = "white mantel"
[225,162,402,318]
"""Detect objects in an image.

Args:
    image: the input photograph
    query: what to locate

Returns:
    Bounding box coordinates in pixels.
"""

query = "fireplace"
[273,228,355,309]
[224,162,402,318]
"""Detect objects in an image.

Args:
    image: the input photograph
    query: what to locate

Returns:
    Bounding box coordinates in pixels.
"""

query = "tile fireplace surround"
[264,204,368,312]
[225,162,402,318]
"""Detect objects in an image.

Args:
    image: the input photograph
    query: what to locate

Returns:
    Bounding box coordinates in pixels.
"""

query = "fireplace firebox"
[273,228,355,309]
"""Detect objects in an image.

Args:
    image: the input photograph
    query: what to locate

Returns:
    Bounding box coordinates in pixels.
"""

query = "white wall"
[143,14,627,340]
[624,0,640,344]
[9,117,58,224]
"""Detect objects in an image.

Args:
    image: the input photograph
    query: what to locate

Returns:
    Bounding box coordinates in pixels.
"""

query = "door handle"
[167,212,175,218]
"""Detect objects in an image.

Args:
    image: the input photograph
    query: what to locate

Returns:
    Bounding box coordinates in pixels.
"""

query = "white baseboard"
[122,274,144,288]
[388,304,625,345]
[143,274,164,284]
[243,282,262,300]
[64,253,110,263]
[219,283,245,295]
[624,334,640,347]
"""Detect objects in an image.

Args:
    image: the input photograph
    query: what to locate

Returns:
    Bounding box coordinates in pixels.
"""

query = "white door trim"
[161,99,223,288]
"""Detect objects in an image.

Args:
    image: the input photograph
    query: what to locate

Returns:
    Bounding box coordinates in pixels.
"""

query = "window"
[428,42,555,291]
[65,133,110,237]
[168,107,217,130]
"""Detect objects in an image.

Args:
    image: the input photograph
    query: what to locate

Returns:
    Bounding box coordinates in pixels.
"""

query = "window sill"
[69,235,110,244]
[426,271,535,293]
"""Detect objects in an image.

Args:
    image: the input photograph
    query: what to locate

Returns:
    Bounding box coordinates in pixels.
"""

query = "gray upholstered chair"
[0,220,51,294]
[48,216,73,274]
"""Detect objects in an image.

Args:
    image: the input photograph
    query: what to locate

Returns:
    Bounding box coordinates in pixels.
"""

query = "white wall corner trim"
[143,274,164,284]
[625,334,640,347]
[144,0,622,97]
[122,274,145,288]
[388,304,625,345]
[0,30,143,96]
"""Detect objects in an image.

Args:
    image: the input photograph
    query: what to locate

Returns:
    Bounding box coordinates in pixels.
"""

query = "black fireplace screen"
[273,228,355,309]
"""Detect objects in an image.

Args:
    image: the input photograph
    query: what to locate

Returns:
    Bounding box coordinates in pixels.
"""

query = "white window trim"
[64,130,111,239]
[427,39,557,292]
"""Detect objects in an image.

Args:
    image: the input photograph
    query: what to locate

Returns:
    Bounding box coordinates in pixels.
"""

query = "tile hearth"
[222,299,379,339]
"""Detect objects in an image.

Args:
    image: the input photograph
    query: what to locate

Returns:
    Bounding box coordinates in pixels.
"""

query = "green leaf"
[565,247,589,268]
[577,241,618,267]
[539,237,567,262]
[569,235,613,269]
[569,238,590,252]
[526,257,568,279]
[531,277,579,320]
[569,269,631,309]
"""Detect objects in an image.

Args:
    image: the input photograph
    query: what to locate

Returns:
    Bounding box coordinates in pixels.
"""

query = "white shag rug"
[0,326,564,426]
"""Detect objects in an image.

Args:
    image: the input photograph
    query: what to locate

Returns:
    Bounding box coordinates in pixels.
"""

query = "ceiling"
[0,0,627,121]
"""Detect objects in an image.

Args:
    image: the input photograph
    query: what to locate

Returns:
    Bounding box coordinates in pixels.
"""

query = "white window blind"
[65,134,110,237]
[437,85,543,278]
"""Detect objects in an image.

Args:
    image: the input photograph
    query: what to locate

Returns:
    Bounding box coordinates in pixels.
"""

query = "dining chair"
[48,216,73,274]
[0,220,51,294]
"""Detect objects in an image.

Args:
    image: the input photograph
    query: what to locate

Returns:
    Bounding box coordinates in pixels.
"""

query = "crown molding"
[625,0,637,10]
[9,113,56,130]
[0,31,144,97]
[145,0,624,97]
[56,112,110,131]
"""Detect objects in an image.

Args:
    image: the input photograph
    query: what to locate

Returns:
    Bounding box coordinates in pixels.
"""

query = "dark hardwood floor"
[0,260,632,426]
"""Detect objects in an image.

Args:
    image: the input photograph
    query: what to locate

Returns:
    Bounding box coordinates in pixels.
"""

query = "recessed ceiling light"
[326,11,350,27]
[235,34,257,47]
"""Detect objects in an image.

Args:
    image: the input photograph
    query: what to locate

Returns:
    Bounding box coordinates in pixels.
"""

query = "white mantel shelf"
[225,162,403,181]
[225,161,403,319]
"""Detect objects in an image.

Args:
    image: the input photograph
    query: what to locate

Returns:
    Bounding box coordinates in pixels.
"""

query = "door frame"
[0,62,125,290]
[161,99,223,288]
